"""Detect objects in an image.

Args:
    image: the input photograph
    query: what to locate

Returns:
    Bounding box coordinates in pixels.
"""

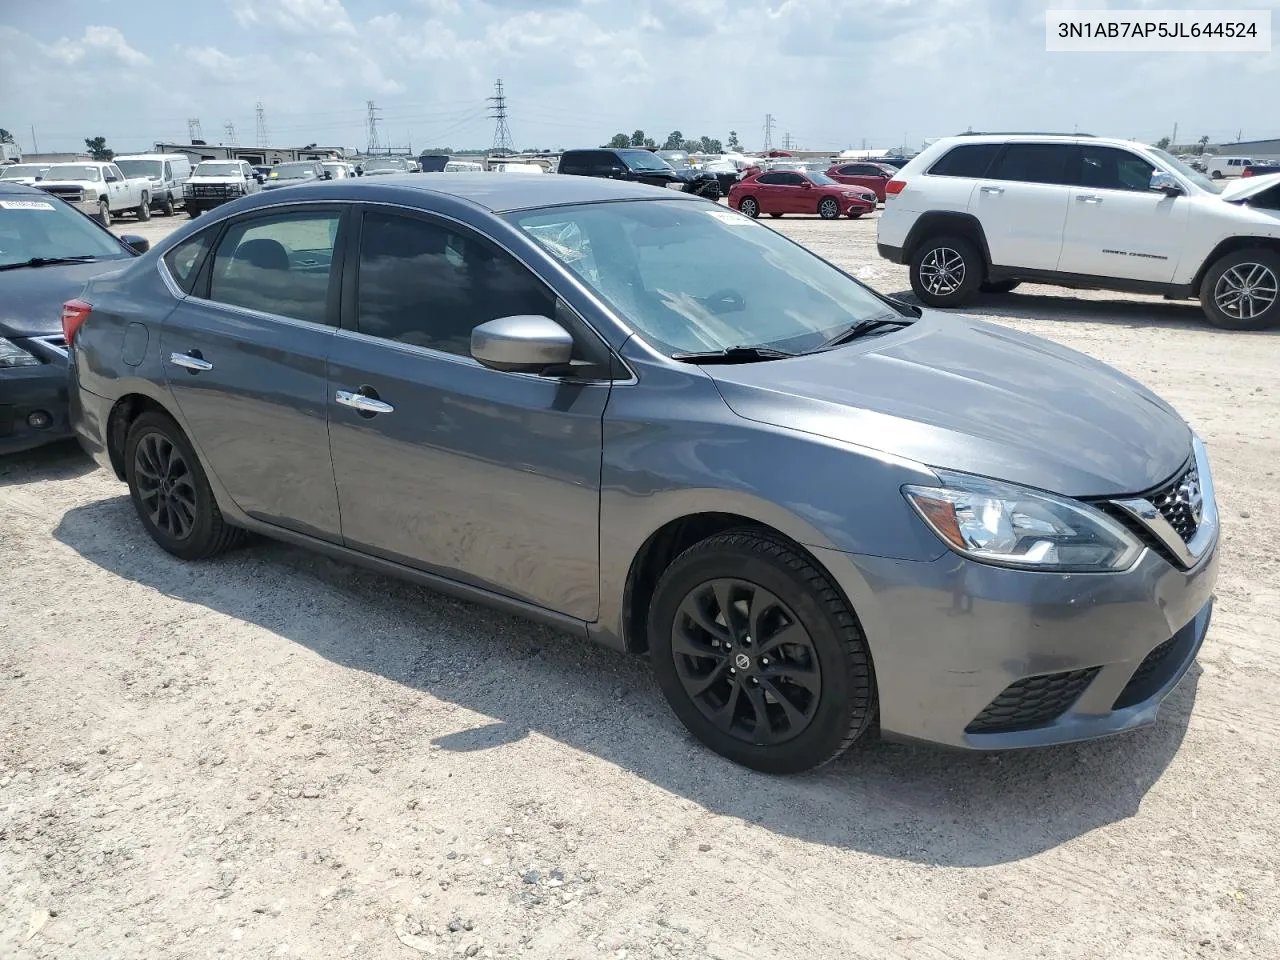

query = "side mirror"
[119,234,150,254]
[1150,171,1183,196]
[801,180,812,189]
[323,170,333,180]
[470,315,573,374]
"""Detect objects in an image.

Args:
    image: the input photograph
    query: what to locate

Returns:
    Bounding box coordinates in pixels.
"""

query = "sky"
[1,0,1277,157]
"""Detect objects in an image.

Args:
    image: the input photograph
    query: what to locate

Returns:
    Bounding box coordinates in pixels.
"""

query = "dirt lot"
[2,209,1278,960]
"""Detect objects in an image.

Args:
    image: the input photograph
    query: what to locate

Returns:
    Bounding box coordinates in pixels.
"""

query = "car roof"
[232,172,699,214]
[0,181,49,196]
[928,134,1152,150]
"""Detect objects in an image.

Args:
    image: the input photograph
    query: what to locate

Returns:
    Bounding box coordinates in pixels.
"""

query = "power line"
[255,101,269,147]
[488,78,514,153]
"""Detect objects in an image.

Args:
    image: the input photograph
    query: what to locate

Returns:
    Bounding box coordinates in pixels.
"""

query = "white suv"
[877,134,1280,330]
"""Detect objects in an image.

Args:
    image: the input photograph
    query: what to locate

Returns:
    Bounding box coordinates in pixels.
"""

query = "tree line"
[604,130,742,155]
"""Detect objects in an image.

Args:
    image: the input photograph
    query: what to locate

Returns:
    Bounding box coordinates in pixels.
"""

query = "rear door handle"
[1076,194,1103,203]
[169,351,212,372]
[979,185,1004,194]
[335,389,394,415]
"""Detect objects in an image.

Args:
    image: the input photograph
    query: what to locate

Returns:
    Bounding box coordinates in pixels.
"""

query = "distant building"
[154,142,350,166]
[1223,137,1280,160]
[22,151,92,164]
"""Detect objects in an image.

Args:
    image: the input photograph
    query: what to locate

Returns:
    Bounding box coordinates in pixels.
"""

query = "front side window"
[356,212,556,356]
[208,211,342,324]
[1073,146,1156,192]
[928,143,1001,178]
[988,144,1072,185]
[511,199,899,356]
[1149,148,1221,193]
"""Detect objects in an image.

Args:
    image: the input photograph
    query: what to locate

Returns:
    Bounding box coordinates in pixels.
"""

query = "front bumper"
[0,351,73,455]
[813,533,1219,750]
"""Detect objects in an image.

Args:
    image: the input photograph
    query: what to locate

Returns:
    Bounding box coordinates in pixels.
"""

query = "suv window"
[163,230,215,293]
[355,211,556,357]
[928,143,1001,178]
[988,144,1073,184]
[1072,146,1156,192]
[164,161,173,179]
[208,210,342,324]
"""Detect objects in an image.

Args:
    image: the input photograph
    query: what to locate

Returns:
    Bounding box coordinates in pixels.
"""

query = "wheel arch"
[1190,236,1280,297]
[104,391,179,481]
[903,212,993,270]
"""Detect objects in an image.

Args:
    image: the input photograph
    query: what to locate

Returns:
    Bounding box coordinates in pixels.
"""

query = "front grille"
[188,184,237,197]
[965,667,1100,734]
[39,185,83,200]
[1149,461,1200,542]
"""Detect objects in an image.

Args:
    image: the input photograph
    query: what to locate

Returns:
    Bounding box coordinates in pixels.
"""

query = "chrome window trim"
[1111,435,1218,570]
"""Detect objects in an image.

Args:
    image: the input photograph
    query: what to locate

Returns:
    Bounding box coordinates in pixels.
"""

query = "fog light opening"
[27,410,52,430]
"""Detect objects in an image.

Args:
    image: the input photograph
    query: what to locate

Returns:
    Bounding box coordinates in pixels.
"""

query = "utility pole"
[31,125,38,153]
[188,118,203,141]
[224,122,238,147]
[488,78,514,154]
[1236,128,1243,142]
[763,113,774,153]
[366,100,381,155]
[255,101,269,147]
[1171,121,1178,148]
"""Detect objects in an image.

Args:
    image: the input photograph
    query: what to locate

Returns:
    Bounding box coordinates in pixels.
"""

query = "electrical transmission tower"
[488,79,514,154]
[188,118,203,141]
[255,101,269,146]
[782,132,793,150]
[763,114,774,152]
[366,100,381,155]
[224,121,238,146]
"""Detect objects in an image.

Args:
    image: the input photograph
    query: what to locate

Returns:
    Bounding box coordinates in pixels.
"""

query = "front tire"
[98,200,111,227]
[818,197,840,220]
[909,234,983,307]
[124,411,243,561]
[160,193,175,217]
[136,193,151,221]
[1200,249,1280,330]
[738,196,760,218]
[648,529,877,774]
[980,279,1021,294]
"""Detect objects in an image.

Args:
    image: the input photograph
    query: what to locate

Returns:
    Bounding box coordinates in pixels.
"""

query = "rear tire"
[768,212,782,219]
[1200,248,1280,330]
[187,207,201,219]
[124,410,244,561]
[648,529,877,774]
[738,196,760,218]
[160,194,175,217]
[980,279,1021,294]
[909,234,983,308]
[136,194,151,221]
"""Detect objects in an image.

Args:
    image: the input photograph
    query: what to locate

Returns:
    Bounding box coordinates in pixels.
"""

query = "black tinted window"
[1072,146,1156,191]
[163,230,214,293]
[778,173,805,185]
[757,172,785,185]
[208,211,341,324]
[988,144,1072,184]
[356,212,556,357]
[928,143,1001,178]
[837,166,860,175]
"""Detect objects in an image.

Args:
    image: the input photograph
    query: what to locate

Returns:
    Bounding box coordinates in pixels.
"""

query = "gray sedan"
[67,174,1218,773]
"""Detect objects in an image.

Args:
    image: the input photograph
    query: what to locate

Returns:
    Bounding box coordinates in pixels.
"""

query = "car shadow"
[53,495,1198,868]
[887,288,1280,335]
[0,439,97,488]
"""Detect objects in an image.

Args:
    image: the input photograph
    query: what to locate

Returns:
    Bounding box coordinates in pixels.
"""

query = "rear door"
[969,143,1072,270]
[1057,144,1189,282]
[326,206,612,619]
[160,204,347,540]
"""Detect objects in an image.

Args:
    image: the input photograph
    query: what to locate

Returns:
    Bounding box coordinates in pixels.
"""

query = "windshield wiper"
[670,345,796,364]
[0,255,101,272]
[813,315,912,351]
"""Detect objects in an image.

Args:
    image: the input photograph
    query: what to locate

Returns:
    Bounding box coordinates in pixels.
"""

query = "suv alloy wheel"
[909,235,983,307]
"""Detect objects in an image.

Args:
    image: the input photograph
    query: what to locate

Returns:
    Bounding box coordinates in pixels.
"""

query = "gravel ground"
[2,208,1278,960]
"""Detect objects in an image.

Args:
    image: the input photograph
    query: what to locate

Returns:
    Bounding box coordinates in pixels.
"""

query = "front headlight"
[903,470,1143,572]
[0,337,41,369]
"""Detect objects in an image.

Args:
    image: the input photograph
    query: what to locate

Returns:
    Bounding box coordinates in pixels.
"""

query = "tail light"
[61,299,92,346]
[885,178,906,196]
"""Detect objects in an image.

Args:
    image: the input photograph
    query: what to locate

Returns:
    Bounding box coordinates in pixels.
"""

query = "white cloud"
[44,26,150,66]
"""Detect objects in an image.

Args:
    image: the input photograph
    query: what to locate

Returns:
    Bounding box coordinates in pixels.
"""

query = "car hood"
[261,178,312,189]
[34,178,96,189]
[1219,171,1280,200]
[0,259,130,337]
[362,169,403,176]
[704,313,1191,497]
[187,176,242,184]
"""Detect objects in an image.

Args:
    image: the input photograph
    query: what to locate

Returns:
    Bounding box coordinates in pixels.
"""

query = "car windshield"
[620,151,673,172]
[1,165,49,180]
[322,164,346,177]
[1151,148,1222,194]
[365,159,403,171]
[45,165,101,182]
[116,159,163,178]
[808,172,837,186]
[0,195,129,267]
[271,163,318,179]
[194,162,243,177]
[510,199,899,356]
[658,153,691,169]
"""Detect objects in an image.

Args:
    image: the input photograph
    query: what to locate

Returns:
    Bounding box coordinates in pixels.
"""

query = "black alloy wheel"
[133,432,197,541]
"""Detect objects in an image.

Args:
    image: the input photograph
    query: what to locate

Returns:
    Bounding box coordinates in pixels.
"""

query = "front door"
[161,205,347,541]
[326,208,610,620]
[969,143,1072,271]
[1056,144,1189,282]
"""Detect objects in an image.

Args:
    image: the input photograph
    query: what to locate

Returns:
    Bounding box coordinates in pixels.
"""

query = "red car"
[825,161,898,201]
[727,170,876,220]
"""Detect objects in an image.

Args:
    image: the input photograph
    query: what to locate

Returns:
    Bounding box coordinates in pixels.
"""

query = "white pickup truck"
[34,161,152,226]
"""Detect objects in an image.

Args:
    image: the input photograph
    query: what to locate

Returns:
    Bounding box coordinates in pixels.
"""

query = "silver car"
[67,175,1219,773]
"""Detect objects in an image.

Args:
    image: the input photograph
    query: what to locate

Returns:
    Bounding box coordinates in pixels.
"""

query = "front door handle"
[980,185,1004,194]
[169,351,212,372]
[335,389,394,415]
[1076,194,1103,203]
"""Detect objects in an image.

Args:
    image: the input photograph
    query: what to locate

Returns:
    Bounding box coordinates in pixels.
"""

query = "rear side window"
[988,144,1073,185]
[928,144,1001,178]
[208,210,342,324]
[559,152,589,175]
[163,230,215,294]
